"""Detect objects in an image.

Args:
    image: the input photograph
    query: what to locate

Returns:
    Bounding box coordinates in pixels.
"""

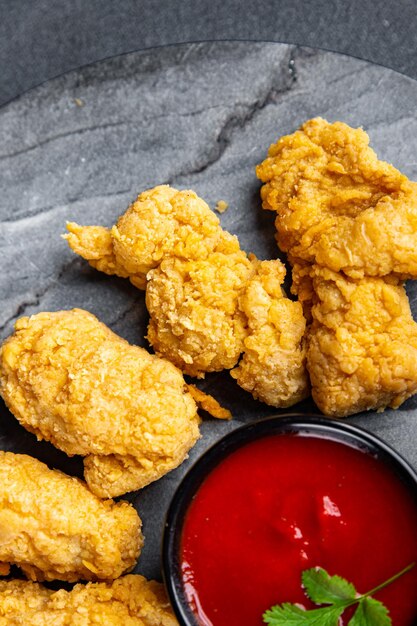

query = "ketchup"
[180,434,417,626]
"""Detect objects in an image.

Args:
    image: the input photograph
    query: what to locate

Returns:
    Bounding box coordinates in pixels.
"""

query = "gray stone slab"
[1,42,417,580]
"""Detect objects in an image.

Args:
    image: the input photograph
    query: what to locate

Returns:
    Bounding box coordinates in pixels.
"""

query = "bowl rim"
[162,413,417,626]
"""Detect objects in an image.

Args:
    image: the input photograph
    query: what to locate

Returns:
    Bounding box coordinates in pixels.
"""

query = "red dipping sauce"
[180,433,417,626]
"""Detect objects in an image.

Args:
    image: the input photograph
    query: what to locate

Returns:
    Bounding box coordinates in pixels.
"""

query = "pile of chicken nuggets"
[0,117,417,623]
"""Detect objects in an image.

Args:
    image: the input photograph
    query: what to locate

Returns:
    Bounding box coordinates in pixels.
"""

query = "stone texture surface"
[1,42,417,579]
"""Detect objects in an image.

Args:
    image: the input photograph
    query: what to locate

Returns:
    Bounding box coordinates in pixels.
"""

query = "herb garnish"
[263,562,414,625]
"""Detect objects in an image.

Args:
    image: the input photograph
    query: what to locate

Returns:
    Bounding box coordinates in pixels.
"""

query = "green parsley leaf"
[302,567,357,604]
[262,562,414,626]
[263,603,344,626]
[348,597,391,626]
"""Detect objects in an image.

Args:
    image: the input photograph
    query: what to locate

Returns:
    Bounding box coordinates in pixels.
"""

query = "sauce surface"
[180,433,417,626]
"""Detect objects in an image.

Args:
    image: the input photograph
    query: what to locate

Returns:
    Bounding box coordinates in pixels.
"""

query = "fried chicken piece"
[66,186,254,376]
[65,185,308,407]
[257,118,417,416]
[230,260,308,406]
[305,266,417,417]
[0,452,142,582]
[145,247,253,376]
[256,117,417,279]
[65,186,224,290]
[0,575,178,626]
[0,309,201,498]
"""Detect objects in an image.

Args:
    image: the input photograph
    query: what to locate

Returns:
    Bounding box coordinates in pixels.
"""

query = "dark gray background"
[1,0,417,106]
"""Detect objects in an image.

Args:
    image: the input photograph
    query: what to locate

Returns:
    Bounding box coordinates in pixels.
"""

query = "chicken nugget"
[306,267,417,416]
[257,117,417,279]
[145,247,253,377]
[66,186,254,376]
[231,260,308,406]
[0,309,200,497]
[0,575,177,625]
[65,185,223,290]
[257,118,417,416]
[65,185,308,407]
[0,452,142,582]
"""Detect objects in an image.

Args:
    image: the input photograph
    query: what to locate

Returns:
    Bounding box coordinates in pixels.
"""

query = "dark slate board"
[1,42,417,580]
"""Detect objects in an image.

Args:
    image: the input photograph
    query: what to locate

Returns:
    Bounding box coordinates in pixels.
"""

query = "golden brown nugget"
[0,452,142,582]
[0,575,178,626]
[231,260,308,407]
[257,117,417,279]
[0,309,201,498]
[145,247,253,377]
[66,186,254,376]
[306,266,417,417]
[65,186,308,407]
[257,118,417,416]
[65,185,225,290]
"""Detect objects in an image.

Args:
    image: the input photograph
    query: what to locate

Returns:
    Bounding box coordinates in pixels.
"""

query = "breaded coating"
[257,118,417,416]
[145,246,253,377]
[0,452,142,582]
[306,267,417,417]
[187,385,232,419]
[257,117,417,279]
[65,186,224,290]
[0,309,201,498]
[0,575,178,626]
[65,185,308,407]
[231,260,308,406]
[66,186,254,376]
